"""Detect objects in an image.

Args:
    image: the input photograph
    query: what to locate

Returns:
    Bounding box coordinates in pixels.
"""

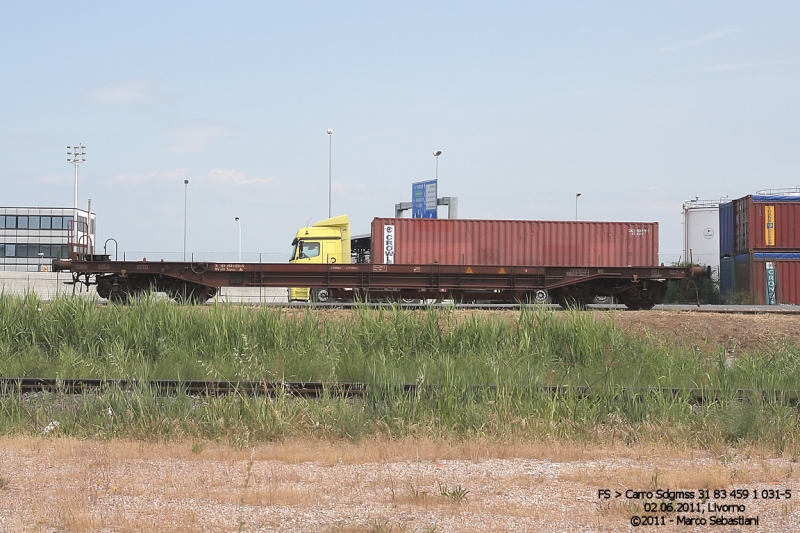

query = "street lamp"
[327,129,333,218]
[183,179,189,261]
[37,252,44,272]
[575,192,582,221]
[433,150,442,182]
[235,216,241,262]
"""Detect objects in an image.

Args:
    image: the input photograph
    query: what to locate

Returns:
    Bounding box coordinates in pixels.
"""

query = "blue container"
[719,202,734,257]
[719,256,735,296]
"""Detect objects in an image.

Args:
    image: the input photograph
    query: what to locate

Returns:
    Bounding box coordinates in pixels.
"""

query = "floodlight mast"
[67,144,86,249]
[67,144,86,209]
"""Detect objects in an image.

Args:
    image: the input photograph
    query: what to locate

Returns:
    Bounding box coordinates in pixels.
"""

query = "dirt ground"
[598,310,800,354]
[2,310,800,532]
[1,438,798,533]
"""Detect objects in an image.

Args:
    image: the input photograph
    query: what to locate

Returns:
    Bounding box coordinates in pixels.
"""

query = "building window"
[40,244,50,258]
[17,216,28,229]
[40,216,51,230]
[4,244,15,257]
[5,216,16,229]
[28,216,40,229]
[51,217,63,230]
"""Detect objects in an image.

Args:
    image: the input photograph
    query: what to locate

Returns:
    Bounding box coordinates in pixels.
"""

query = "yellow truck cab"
[288,215,351,302]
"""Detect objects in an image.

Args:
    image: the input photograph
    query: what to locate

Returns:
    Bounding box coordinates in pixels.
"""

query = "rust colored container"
[371,218,659,267]
[734,195,800,254]
[732,253,800,304]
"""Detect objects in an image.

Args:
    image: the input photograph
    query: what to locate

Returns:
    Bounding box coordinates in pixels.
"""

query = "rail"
[2,378,797,405]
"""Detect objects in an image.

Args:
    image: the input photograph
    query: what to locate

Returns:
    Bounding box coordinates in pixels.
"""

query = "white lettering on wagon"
[212,264,245,272]
[566,269,590,277]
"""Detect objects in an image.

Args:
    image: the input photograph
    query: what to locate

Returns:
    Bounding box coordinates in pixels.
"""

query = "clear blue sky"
[1,2,798,262]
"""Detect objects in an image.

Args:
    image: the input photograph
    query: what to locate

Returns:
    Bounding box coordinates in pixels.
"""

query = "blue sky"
[1,2,798,262]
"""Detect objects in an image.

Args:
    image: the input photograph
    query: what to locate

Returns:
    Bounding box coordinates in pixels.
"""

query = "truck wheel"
[311,288,331,303]
[533,289,550,304]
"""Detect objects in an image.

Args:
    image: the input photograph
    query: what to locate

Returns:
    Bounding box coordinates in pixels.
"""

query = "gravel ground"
[1,438,798,532]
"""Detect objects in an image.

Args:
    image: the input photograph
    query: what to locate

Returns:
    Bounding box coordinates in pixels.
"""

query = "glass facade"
[0,207,95,271]
[0,215,74,231]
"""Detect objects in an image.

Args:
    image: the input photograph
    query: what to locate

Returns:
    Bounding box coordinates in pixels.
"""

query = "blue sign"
[412,180,438,218]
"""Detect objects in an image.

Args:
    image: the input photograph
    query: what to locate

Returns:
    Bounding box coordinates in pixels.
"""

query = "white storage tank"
[682,198,720,278]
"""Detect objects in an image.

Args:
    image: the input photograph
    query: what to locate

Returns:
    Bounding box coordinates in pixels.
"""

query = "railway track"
[2,378,798,405]
[283,302,800,314]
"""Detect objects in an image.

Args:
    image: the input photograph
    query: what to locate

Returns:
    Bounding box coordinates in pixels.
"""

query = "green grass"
[1,292,799,452]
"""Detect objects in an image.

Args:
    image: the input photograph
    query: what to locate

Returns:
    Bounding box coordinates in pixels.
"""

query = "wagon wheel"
[171,283,217,304]
[621,300,656,310]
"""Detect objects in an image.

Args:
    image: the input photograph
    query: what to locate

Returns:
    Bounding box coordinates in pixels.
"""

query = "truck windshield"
[293,240,320,260]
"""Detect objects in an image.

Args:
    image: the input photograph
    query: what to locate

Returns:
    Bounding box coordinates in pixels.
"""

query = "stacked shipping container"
[719,195,800,304]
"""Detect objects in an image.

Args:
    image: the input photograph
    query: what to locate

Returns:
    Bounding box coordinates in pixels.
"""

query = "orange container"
[371,218,659,267]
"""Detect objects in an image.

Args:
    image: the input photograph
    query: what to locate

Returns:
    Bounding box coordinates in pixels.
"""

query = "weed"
[237,449,255,533]
[408,483,428,503]
[438,482,469,503]
[0,297,799,449]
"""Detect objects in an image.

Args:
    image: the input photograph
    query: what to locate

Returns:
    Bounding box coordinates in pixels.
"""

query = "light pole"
[575,192,582,221]
[327,129,333,218]
[433,150,442,182]
[235,216,241,262]
[183,179,189,261]
[67,144,86,209]
[37,252,44,272]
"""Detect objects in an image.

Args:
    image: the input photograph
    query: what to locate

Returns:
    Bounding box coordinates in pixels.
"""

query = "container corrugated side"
[370,218,659,267]
[719,202,734,257]
[734,195,800,253]
[729,252,800,304]
[719,256,735,297]
[746,254,800,305]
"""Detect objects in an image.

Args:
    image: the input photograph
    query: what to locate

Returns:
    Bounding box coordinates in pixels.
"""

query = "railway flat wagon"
[53,257,706,310]
[371,218,659,267]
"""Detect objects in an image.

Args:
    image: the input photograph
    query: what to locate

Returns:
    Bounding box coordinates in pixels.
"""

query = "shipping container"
[370,218,659,267]
[721,252,800,304]
[719,202,734,257]
[733,195,800,254]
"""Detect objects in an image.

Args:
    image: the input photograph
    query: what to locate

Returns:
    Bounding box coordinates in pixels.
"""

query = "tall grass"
[1,293,799,451]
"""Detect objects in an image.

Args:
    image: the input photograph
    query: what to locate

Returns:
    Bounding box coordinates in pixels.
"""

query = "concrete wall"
[0,271,289,304]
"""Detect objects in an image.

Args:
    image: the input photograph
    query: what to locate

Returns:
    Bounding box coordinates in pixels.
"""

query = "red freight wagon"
[370,218,659,267]
[733,195,800,254]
